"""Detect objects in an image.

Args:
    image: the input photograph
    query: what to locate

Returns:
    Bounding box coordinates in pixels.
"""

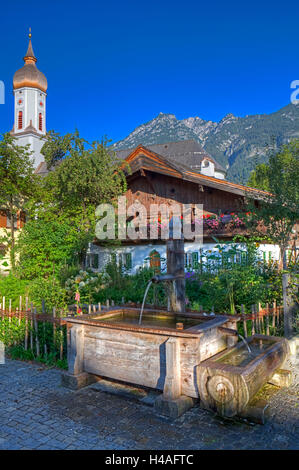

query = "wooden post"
[257,303,261,334]
[266,303,270,336]
[254,304,259,333]
[251,305,255,335]
[19,296,22,312]
[98,302,101,312]
[34,308,40,356]
[282,272,292,338]
[53,307,56,352]
[41,299,47,356]
[14,308,18,346]
[106,299,110,308]
[166,239,185,313]
[8,299,11,330]
[241,305,247,338]
[25,297,28,313]
[24,309,28,351]
[93,304,96,313]
[88,304,91,314]
[121,297,125,305]
[43,321,47,357]
[272,301,276,329]
[276,302,280,327]
[2,296,5,313]
[60,326,63,361]
[44,324,48,356]
[30,303,33,350]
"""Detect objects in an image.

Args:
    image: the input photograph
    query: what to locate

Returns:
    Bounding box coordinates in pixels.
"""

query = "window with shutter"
[0,210,7,228]
[149,250,161,274]
[125,253,132,270]
[192,252,198,267]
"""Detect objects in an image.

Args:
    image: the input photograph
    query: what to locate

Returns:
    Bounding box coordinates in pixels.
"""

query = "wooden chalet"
[85,140,283,273]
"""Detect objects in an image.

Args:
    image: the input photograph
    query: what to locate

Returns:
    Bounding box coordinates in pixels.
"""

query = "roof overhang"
[122,145,269,199]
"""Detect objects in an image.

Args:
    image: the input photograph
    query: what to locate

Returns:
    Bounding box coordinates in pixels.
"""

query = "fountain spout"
[151,274,185,283]
[218,326,238,337]
[218,327,252,354]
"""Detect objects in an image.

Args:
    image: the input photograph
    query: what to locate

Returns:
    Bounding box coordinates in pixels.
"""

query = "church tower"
[11,30,47,168]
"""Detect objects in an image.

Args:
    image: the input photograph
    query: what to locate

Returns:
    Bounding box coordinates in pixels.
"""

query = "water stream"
[238,333,252,354]
[138,280,153,325]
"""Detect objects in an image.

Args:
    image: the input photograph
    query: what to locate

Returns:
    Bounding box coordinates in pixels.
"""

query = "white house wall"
[89,242,280,274]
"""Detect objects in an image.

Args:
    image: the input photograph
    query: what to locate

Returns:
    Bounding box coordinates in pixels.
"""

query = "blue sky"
[1,0,298,144]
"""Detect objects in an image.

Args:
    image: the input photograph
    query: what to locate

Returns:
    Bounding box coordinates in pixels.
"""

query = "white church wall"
[14,133,46,168]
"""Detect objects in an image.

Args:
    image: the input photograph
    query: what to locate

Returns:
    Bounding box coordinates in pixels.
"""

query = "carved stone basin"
[197,334,290,418]
[62,307,238,407]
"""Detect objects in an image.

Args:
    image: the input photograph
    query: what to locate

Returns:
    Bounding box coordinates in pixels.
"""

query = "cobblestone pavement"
[0,355,298,450]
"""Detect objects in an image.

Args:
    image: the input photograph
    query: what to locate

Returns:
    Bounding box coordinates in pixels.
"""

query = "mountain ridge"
[114,103,299,183]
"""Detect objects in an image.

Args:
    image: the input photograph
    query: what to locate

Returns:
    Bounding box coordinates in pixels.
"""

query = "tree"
[247,162,270,191]
[16,215,84,280]
[246,140,299,337]
[40,130,128,264]
[0,133,37,272]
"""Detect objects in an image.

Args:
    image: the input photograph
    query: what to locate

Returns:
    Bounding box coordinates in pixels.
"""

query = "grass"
[7,345,68,370]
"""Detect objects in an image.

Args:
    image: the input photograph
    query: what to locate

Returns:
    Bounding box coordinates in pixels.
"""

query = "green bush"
[28,276,67,311]
[0,275,29,308]
[70,241,284,315]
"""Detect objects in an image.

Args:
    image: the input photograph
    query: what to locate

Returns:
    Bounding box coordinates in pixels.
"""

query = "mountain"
[114,103,299,183]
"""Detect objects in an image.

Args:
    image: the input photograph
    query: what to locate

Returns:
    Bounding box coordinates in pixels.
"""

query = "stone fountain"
[62,230,292,421]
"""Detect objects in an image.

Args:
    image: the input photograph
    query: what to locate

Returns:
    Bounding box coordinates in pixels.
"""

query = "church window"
[18,111,23,129]
[39,113,43,131]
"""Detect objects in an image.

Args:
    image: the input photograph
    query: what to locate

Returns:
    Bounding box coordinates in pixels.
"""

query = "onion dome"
[13,30,47,93]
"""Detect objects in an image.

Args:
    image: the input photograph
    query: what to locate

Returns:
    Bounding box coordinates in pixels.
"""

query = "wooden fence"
[238,302,284,338]
[0,295,286,364]
[0,297,68,361]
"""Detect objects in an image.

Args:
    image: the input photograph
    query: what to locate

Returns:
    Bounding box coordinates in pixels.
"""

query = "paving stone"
[0,357,298,450]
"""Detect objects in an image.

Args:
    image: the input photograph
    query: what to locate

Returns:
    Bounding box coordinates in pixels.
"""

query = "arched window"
[39,113,43,131]
[18,111,23,129]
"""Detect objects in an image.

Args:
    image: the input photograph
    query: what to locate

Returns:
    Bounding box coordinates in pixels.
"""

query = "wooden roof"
[115,139,226,173]
[122,145,269,199]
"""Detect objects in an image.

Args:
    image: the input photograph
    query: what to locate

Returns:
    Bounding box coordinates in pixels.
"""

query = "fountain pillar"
[61,324,97,390]
[154,337,195,418]
[163,337,181,399]
[166,239,185,313]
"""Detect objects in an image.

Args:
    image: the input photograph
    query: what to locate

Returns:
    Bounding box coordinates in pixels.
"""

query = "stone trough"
[62,308,292,420]
[62,307,239,417]
[197,334,291,419]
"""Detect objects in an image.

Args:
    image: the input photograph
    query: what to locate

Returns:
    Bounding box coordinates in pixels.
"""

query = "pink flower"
[75,291,80,302]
